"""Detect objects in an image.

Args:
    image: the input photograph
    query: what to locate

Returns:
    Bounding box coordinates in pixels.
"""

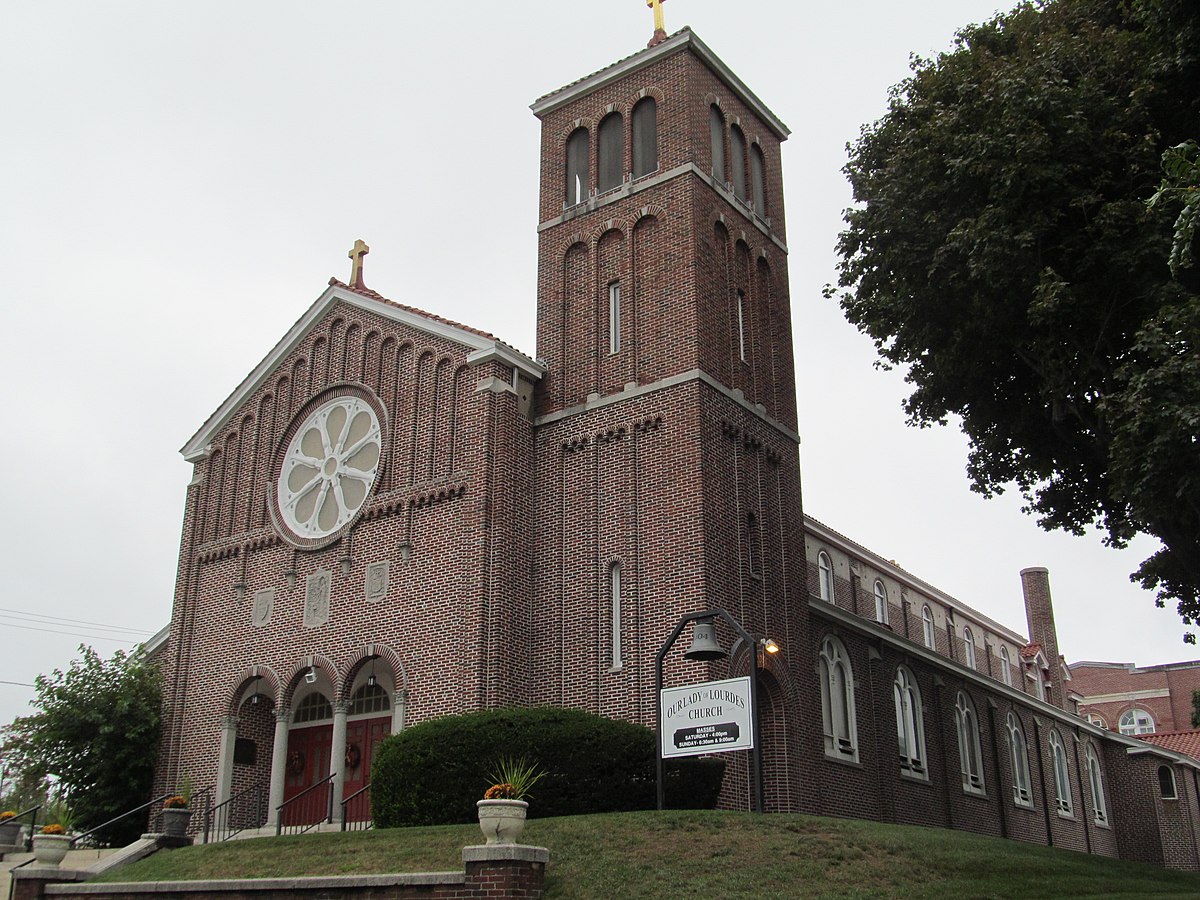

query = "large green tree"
[831,0,1200,631]
[1,646,160,843]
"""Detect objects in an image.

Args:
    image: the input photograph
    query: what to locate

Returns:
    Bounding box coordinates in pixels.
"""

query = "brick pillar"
[462,844,549,898]
[1021,567,1065,709]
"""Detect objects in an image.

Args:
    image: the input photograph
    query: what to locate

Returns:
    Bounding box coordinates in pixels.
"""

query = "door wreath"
[345,742,362,770]
[286,750,305,776]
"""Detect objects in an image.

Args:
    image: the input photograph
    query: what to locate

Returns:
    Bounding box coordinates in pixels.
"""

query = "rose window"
[275,394,382,544]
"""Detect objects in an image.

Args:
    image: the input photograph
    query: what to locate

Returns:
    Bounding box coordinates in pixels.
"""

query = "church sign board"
[660,676,754,758]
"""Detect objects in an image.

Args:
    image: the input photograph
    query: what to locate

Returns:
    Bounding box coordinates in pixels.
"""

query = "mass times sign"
[659,676,754,758]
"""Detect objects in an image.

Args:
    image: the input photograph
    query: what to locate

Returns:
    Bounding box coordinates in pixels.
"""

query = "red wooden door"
[343,716,391,821]
[283,723,332,825]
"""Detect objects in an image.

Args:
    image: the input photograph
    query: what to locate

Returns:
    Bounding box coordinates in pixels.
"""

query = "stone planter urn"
[32,833,71,867]
[0,818,21,847]
[476,799,528,845]
[162,807,193,838]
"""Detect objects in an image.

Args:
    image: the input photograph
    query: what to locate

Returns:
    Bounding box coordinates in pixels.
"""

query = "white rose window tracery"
[276,395,382,542]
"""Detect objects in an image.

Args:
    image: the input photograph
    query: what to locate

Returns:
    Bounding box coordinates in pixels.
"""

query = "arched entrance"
[282,687,336,826]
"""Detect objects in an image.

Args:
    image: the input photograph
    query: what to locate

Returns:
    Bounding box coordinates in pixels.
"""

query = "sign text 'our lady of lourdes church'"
[660,676,754,758]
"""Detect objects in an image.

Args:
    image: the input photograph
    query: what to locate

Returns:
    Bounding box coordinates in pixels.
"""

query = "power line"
[0,680,35,687]
[0,606,154,635]
[0,622,141,644]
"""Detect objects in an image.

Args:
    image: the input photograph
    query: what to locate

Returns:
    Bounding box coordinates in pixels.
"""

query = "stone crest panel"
[304,569,331,628]
[365,561,390,604]
[252,588,275,627]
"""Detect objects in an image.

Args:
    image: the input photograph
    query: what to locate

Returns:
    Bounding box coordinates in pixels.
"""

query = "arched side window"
[709,105,725,182]
[750,143,766,214]
[1050,728,1073,816]
[1087,744,1108,824]
[873,580,888,625]
[963,627,977,670]
[1119,708,1155,735]
[1006,712,1032,807]
[819,635,858,762]
[955,691,985,794]
[818,551,834,603]
[597,112,624,193]
[921,605,935,649]
[348,682,390,717]
[632,97,657,178]
[293,691,333,724]
[1159,764,1178,800]
[610,561,623,670]
[1087,712,1107,728]
[730,125,747,201]
[894,666,927,778]
[999,645,1013,686]
[565,127,590,206]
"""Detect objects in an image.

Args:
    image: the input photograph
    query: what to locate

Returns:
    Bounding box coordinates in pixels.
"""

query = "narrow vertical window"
[610,561,622,669]
[709,105,725,182]
[921,605,935,649]
[1050,729,1073,815]
[963,627,977,670]
[608,282,621,354]
[598,112,623,193]
[955,691,985,794]
[894,666,927,777]
[818,551,834,603]
[751,143,766,213]
[746,513,759,576]
[1086,744,1108,824]
[1159,765,1178,800]
[1000,646,1013,686]
[565,128,590,206]
[874,580,888,625]
[730,125,747,201]
[1006,712,1032,807]
[632,97,657,178]
[820,636,858,761]
[736,290,747,362]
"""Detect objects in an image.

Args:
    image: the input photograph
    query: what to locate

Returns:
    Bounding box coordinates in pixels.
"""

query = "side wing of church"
[155,25,1200,869]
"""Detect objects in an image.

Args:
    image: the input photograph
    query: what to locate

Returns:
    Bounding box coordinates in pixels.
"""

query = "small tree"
[1191,690,1200,729]
[1,646,160,844]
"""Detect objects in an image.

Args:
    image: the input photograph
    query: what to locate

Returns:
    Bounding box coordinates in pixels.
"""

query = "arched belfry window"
[730,125,747,201]
[751,143,766,213]
[632,97,657,178]
[566,127,590,206]
[709,105,725,182]
[598,113,624,193]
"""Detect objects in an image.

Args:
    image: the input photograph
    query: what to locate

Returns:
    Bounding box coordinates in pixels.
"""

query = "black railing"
[276,774,334,836]
[206,782,267,843]
[0,803,41,851]
[340,783,372,832]
[71,793,172,849]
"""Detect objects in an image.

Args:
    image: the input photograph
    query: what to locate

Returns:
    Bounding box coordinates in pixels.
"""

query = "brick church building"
[155,22,1200,869]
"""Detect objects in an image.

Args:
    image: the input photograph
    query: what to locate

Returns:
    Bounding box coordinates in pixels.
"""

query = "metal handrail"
[276,773,334,836]
[339,782,372,832]
[70,793,172,848]
[206,781,266,843]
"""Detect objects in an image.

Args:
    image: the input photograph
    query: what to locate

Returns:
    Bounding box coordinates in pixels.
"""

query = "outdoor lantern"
[762,638,780,655]
[684,618,727,661]
[305,667,318,684]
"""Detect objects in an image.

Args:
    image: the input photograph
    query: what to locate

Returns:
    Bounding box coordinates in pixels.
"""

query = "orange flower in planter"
[40,824,65,835]
[163,795,189,809]
[0,811,16,821]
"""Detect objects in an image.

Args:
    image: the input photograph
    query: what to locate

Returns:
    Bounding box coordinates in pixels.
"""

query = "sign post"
[654,608,764,813]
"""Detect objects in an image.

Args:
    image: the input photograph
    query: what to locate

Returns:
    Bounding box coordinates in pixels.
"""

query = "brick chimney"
[1021,567,1066,709]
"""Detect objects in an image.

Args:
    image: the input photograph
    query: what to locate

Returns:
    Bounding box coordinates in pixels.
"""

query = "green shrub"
[371,707,724,827]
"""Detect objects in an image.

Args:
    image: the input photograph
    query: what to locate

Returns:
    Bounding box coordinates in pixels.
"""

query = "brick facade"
[154,27,1200,870]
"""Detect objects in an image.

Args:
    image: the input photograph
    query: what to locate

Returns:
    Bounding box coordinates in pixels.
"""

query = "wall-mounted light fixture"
[305,667,317,684]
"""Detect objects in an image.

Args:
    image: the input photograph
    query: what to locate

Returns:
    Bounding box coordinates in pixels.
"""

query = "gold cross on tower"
[646,0,668,47]
[348,239,370,288]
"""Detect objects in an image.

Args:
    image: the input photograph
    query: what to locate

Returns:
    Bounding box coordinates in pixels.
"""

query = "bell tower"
[527,25,804,811]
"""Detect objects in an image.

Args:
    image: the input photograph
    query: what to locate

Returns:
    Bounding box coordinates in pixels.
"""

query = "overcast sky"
[0,1,1186,732]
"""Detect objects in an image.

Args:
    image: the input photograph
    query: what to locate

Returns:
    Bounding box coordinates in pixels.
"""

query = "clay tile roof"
[1139,730,1200,763]
[329,277,499,342]
[1020,642,1044,660]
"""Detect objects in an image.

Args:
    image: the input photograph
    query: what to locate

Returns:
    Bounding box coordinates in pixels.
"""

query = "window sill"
[899,769,930,785]
[608,664,624,674]
[1056,809,1075,820]
[1013,799,1034,810]
[962,785,987,799]
[822,751,861,769]
[1094,817,1111,830]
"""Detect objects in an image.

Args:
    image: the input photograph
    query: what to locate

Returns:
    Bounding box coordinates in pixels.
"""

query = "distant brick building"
[1070,660,1200,736]
[155,24,1200,869]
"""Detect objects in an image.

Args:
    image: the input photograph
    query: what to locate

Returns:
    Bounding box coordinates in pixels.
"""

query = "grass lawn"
[92,810,1200,899]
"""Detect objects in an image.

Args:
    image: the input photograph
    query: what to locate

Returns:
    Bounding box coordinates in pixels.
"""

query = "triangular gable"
[180,280,543,462]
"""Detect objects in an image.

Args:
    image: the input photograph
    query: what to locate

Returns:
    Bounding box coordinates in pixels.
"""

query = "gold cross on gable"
[646,0,667,45]
[348,239,369,288]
